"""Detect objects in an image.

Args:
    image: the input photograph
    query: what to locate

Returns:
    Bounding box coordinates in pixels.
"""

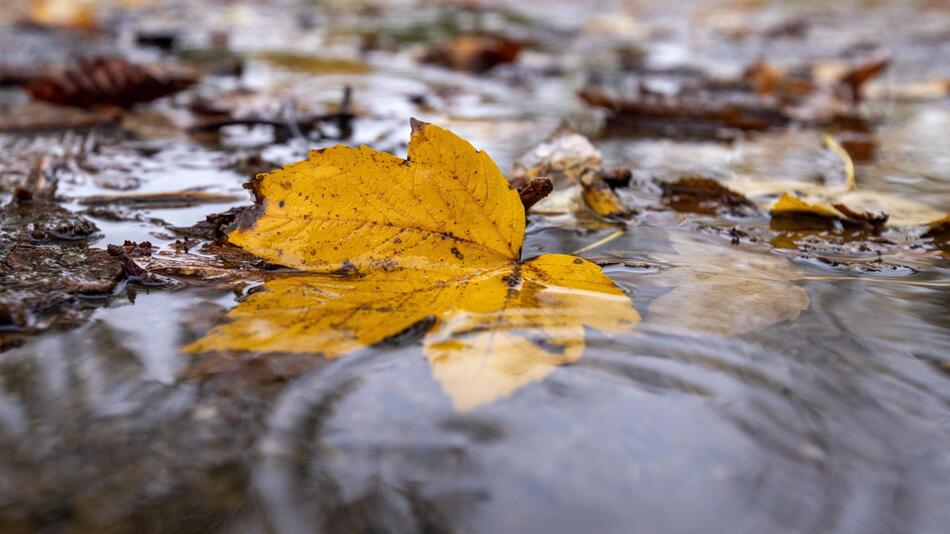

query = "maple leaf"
[187,120,639,410]
[229,119,524,272]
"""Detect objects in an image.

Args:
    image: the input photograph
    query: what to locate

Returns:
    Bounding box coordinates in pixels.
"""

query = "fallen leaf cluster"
[580,55,890,141]
[511,132,630,220]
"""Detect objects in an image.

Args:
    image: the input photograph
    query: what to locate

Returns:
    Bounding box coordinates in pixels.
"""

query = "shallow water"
[1,0,948,532]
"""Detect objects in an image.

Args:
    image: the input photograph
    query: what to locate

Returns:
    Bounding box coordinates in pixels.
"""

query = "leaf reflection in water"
[187,254,639,411]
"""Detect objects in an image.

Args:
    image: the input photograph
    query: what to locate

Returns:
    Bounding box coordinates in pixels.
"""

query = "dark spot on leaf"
[333,260,363,277]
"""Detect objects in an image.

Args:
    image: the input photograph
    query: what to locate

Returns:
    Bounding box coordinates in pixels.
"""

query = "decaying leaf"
[27,57,196,109]
[511,132,629,219]
[580,55,888,141]
[923,215,950,255]
[0,102,120,132]
[727,177,946,228]
[643,233,809,337]
[1,193,123,334]
[422,34,522,73]
[188,120,639,410]
[769,192,888,231]
[512,133,602,189]
[660,176,758,217]
[726,135,946,229]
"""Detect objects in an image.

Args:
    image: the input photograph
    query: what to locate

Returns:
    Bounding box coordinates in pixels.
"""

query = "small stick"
[824,134,856,191]
[571,229,626,255]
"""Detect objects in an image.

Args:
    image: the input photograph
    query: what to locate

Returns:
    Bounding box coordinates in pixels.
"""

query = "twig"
[824,133,856,191]
[571,229,626,255]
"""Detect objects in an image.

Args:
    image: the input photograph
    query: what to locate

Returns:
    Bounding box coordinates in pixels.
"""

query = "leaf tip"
[409,117,429,133]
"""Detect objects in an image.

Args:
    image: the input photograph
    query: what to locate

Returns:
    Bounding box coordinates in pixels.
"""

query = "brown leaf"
[660,176,758,216]
[923,215,950,255]
[423,34,522,73]
[838,55,890,103]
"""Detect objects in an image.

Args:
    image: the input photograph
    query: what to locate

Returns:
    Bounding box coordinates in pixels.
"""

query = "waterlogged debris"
[27,57,196,108]
[256,52,371,74]
[728,135,945,230]
[580,55,888,140]
[770,193,888,231]
[1,191,98,243]
[580,169,628,219]
[0,194,122,336]
[187,121,638,410]
[0,102,120,132]
[422,34,522,73]
[730,178,946,229]
[864,77,950,101]
[515,176,554,211]
[511,132,629,219]
[660,176,758,217]
[139,241,271,285]
[512,133,602,188]
[923,215,950,255]
[78,190,243,208]
[0,244,122,333]
[644,233,809,337]
[187,86,355,142]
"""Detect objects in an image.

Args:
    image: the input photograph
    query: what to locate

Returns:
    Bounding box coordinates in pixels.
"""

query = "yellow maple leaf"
[188,120,639,410]
[230,119,524,272]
